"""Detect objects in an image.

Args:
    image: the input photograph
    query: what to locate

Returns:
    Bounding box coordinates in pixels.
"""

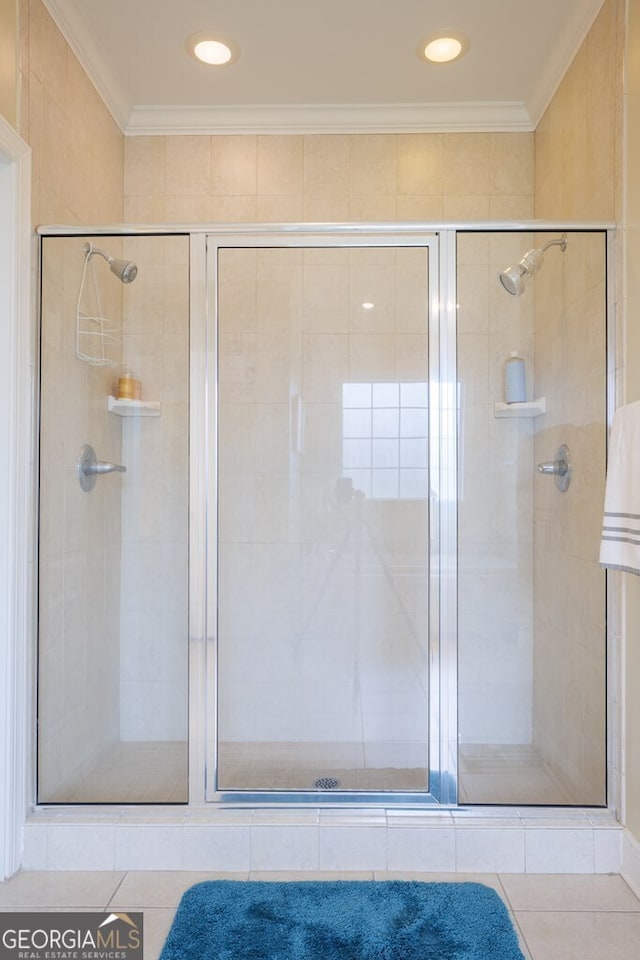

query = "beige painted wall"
[624,0,640,840]
[0,0,17,126]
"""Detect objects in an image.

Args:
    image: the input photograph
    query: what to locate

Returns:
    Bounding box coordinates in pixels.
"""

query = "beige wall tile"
[256,195,304,221]
[257,135,304,196]
[396,133,443,196]
[124,195,166,223]
[349,194,397,220]
[350,134,397,196]
[212,135,257,196]
[443,196,491,220]
[535,0,621,221]
[303,194,351,221]
[304,135,350,195]
[396,195,444,221]
[165,135,211,197]
[211,195,258,222]
[443,134,491,196]
[165,194,214,222]
[125,137,165,197]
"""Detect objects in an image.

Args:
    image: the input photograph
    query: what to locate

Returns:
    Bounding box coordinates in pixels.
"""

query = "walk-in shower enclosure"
[36,224,610,808]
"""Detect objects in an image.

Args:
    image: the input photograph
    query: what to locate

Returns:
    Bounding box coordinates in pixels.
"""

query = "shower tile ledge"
[23,807,622,874]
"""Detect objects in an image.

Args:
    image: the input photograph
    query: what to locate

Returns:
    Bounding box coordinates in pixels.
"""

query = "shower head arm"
[541,233,568,254]
[84,242,113,266]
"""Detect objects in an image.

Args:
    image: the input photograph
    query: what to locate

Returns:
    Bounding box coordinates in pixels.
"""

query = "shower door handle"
[78,444,127,492]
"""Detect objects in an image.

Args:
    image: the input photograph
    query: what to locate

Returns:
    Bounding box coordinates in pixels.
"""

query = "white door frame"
[0,115,33,880]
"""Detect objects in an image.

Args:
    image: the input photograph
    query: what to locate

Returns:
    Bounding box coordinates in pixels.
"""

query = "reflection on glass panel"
[341,381,429,503]
[372,408,399,437]
[373,382,399,406]
[217,245,430,793]
[37,234,190,803]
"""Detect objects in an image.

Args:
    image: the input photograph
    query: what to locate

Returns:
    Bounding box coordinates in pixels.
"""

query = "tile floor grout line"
[105,870,130,909]
[496,874,535,959]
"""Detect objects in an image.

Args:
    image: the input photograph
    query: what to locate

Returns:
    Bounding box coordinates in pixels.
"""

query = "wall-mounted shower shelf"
[108,396,161,417]
[494,397,546,418]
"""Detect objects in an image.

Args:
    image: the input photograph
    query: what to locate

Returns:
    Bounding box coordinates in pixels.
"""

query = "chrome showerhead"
[499,233,567,296]
[84,243,138,284]
[107,257,138,284]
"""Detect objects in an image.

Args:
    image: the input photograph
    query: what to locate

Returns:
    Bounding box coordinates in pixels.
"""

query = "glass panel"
[217,245,430,793]
[456,230,607,805]
[37,234,190,803]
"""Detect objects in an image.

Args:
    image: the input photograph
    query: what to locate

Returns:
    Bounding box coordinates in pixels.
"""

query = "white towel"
[600,400,640,576]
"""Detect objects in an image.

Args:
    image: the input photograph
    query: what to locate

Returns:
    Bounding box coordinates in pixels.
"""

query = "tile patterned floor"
[1,870,639,959]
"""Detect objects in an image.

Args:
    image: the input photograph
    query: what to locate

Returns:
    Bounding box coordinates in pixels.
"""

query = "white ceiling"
[43,0,606,135]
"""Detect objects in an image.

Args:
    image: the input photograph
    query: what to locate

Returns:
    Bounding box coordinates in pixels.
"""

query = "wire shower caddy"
[76,242,121,366]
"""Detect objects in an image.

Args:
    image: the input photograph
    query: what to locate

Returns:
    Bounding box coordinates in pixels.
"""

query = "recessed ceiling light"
[186,32,240,66]
[362,302,375,310]
[419,33,468,64]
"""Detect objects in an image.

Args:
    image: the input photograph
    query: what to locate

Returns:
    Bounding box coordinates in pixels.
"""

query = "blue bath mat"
[159,880,525,959]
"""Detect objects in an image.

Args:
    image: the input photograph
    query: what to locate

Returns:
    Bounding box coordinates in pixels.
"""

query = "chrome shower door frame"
[194,226,458,806]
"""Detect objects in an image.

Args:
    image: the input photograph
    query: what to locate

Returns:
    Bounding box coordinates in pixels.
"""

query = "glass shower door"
[37,233,190,803]
[212,236,444,798]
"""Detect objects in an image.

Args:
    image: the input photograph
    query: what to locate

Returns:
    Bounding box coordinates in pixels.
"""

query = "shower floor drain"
[313,776,341,790]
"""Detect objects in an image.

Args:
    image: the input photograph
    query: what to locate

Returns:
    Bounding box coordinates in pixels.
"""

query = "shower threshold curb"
[22,806,622,874]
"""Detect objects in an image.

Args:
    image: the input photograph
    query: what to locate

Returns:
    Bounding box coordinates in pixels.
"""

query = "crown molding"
[125,101,533,136]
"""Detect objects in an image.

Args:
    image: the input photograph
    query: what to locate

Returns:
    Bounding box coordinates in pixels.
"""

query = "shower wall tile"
[443,195,491,221]
[21,1,124,226]
[490,195,535,219]
[124,132,534,225]
[165,136,211,197]
[395,195,444,221]
[304,135,351,195]
[457,233,535,754]
[532,228,607,805]
[38,234,123,800]
[118,235,190,746]
[443,134,491,196]
[535,0,621,221]
[123,136,165,198]
[257,135,304,196]
[212,135,257,196]
[349,194,398,221]
[396,133,443,196]
[257,194,304,222]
